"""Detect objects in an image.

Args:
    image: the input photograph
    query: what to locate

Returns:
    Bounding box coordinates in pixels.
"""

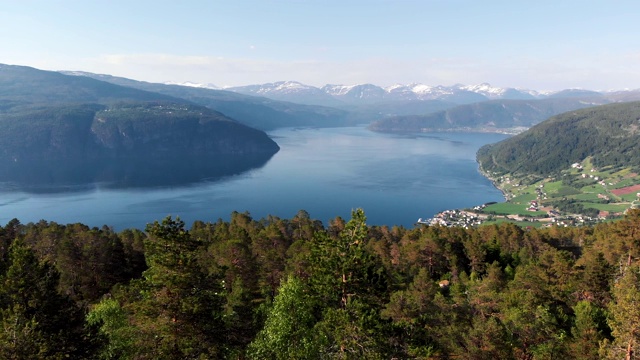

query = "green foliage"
[247,276,317,360]
[86,297,134,360]
[0,239,95,358]
[2,209,640,358]
[568,300,609,359]
[605,265,640,359]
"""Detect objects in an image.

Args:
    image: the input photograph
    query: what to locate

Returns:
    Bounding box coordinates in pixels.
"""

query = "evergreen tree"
[309,209,392,358]
[0,239,94,359]
[141,216,227,358]
[568,300,608,360]
[605,265,640,360]
[91,216,228,359]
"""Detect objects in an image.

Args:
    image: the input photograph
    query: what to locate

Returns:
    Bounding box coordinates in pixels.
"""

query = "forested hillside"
[0,65,279,162]
[478,101,640,177]
[1,209,640,359]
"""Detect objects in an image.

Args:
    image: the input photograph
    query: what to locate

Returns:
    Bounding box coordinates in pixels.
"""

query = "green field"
[582,203,630,212]
[483,202,547,216]
[621,193,640,202]
[481,159,640,219]
[572,193,602,201]
[510,193,537,203]
[611,178,639,189]
[543,181,563,193]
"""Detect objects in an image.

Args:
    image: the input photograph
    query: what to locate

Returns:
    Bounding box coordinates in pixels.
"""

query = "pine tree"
[606,265,640,360]
[140,216,227,358]
[309,209,392,358]
[0,239,94,359]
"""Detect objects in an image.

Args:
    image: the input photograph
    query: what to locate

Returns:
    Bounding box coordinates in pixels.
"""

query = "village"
[417,204,603,229]
[418,159,640,228]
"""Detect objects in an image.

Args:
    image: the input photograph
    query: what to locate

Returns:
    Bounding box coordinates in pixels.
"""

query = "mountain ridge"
[225,80,638,107]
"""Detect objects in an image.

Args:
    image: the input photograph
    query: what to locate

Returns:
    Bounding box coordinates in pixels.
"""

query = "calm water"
[0,127,509,229]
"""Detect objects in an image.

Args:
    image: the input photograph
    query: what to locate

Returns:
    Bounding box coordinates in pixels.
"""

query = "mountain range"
[222,81,621,107]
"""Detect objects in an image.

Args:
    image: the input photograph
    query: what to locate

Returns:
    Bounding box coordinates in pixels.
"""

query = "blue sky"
[1,0,639,91]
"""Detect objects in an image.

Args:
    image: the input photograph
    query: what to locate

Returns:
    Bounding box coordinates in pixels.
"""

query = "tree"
[247,276,317,359]
[568,300,608,360]
[86,296,135,360]
[308,209,392,358]
[0,239,94,359]
[605,265,640,360]
[97,216,228,359]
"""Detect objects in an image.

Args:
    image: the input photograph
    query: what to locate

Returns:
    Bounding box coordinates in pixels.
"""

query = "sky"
[1,0,640,91]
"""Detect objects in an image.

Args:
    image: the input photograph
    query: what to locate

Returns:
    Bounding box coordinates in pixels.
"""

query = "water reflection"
[0,153,275,194]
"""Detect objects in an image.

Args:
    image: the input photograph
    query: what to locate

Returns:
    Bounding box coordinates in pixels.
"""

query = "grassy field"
[483,202,547,216]
[621,193,640,202]
[510,193,537,203]
[582,203,630,212]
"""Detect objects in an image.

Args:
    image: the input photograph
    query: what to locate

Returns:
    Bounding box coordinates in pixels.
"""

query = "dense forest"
[477,101,640,177]
[1,208,640,359]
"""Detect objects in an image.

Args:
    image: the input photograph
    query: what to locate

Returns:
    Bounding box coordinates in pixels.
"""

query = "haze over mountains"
[61,71,352,131]
[167,78,640,134]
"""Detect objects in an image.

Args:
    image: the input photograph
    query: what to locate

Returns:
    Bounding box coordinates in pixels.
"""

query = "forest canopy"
[1,209,639,359]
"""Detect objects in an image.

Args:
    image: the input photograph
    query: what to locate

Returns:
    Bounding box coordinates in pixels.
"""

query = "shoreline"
[476,161,510,201]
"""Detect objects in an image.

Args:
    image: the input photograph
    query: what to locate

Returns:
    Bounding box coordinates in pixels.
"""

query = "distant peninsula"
[368,98,609,134]
[0,64,279,163]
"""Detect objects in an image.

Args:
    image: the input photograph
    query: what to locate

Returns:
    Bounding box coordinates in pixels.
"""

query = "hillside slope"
[477,101,640,177]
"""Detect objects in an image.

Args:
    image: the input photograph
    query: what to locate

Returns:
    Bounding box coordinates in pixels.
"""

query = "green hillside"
[477,101,640,177]
[475,102,640,219]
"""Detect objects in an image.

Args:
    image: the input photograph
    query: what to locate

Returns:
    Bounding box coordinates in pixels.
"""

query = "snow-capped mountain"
[228,81,345,107]
[457,83,537,100]
[164,81,219,90]
[322,84,387,103]
[225,81,552,106]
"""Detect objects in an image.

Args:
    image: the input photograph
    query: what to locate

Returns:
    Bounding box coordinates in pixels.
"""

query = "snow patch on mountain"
[322,84,357,96]
[164,81,219,90]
